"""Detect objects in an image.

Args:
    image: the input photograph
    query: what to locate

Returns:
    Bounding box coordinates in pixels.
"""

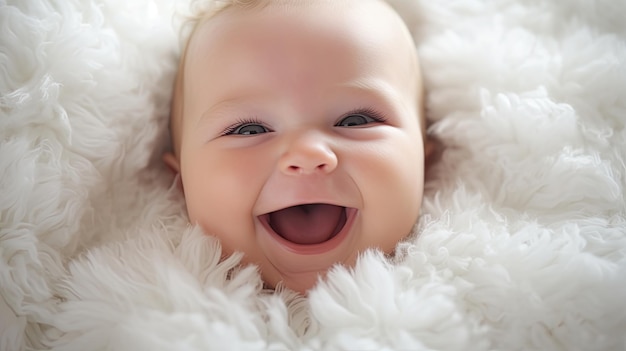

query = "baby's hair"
[177,0,330,51]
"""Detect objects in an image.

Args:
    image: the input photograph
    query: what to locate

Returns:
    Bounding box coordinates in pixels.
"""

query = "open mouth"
[261,204,348,245]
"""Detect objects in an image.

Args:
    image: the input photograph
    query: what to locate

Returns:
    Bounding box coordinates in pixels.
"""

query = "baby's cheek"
[186,186,260,249]
[369,151,423,247]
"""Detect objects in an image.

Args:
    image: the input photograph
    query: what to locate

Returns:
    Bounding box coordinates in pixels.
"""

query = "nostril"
[279,139,338,175]
[286,163,329,175]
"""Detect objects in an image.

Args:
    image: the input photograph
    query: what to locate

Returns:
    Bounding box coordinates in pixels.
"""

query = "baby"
[163,0,430,293]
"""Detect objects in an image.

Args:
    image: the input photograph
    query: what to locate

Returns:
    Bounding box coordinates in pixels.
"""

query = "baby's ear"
[162,152,180,175]
[424,137,441,169]
[163,152,184,193]
[424,138,436,159]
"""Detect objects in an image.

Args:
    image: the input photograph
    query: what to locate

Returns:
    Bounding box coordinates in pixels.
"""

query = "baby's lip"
[256,199,350,217]
[258,205,358,256]
[260,203,347,245]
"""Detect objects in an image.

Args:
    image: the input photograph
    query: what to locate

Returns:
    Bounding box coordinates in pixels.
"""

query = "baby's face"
[168,0,425,292]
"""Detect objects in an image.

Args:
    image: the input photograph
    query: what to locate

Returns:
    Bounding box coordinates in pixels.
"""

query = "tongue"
[269,204,346,245]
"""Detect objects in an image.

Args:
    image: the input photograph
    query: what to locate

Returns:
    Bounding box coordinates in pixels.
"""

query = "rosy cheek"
[183,147,267,216]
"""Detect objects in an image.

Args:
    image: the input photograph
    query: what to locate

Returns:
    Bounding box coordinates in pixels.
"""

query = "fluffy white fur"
[1,0,625,350]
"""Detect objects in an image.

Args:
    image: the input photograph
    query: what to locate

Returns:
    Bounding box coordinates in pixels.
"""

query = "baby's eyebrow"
[194,94,269,128]
[194,78,405,128]
[338,78,405,107]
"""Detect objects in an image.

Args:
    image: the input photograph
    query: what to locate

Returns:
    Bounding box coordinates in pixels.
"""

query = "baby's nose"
[278,132,338,175]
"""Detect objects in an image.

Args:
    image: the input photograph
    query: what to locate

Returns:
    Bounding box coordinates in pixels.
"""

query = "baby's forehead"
[184,1,420,95]
[186,0,417,66]
[188,0,401,41]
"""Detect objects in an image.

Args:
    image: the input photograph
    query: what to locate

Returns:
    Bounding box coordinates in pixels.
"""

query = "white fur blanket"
[2,0,625,350]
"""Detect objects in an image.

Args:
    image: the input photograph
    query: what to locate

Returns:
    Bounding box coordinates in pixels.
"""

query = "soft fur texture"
[1,0,625,350]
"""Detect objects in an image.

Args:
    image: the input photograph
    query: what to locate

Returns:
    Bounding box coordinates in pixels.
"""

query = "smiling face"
[164,0,426,292]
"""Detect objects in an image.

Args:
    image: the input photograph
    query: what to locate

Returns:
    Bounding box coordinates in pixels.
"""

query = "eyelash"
[219,107,388,136]
[338,107,388,125]
[220,117,268,136]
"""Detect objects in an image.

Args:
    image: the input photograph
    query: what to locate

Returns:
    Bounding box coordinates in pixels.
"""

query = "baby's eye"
[335,109,386,127]
[223,121,271,136]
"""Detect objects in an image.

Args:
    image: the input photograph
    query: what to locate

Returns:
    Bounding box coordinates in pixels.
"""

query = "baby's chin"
[260,255,360,294]
[264,272,319,294]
